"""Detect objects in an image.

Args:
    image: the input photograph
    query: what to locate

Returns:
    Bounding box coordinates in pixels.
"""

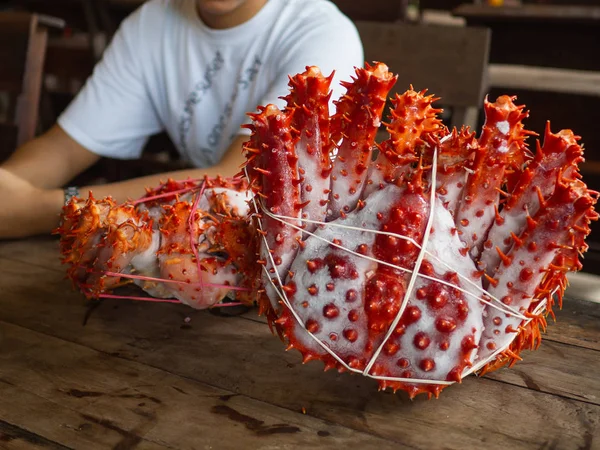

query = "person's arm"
[0,124,99,237]
[3,125,100,189]
[0,132,248,239]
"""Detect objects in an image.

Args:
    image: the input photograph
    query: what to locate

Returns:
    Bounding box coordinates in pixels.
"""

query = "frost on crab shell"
[244,62,597,398]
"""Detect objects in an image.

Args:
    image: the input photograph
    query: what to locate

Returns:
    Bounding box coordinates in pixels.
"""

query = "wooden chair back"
[0,12,48,160]
[354,21,491,129]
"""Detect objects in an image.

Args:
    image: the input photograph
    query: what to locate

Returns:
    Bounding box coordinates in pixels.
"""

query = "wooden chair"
[354,21,491,130]
[0,12,49,161]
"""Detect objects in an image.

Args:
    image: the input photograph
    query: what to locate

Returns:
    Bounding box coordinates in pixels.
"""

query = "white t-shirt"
[58,0,364,168]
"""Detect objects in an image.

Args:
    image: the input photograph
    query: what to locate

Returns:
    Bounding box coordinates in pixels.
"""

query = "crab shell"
[56,177,255,309]
[243,63,598,398]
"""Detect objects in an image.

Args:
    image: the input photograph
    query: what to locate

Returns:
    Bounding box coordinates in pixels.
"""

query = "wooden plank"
[0,236,63,272]
[0,370,167,449]
[489,64,600,97]
[0,124,18,164]
[0,322,400,450]
[354,21,490,107]
[0,420,71,450]
[15,14,47,147]
[484,340,599,404]
[546,299,600,352]
[0,13,30,90]
[0,256,598,448]
[453,5,600,72]
[566,272,600,304]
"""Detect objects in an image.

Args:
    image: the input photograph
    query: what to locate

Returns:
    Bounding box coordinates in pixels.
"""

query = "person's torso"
[141,0,336,167]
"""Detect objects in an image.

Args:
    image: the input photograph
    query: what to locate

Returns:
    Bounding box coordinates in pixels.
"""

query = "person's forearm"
[1,164,237,238]
[36,189,65,236]
[0,184,63,239]
[0,133,248,238]
[2,125,99,189]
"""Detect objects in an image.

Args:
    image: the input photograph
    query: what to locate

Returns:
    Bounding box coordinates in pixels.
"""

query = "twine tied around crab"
[246,143,553,389]
[56,176,255,310]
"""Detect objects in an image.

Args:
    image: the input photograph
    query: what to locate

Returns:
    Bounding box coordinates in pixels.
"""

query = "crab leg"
[435,127,478,216]
[478,176,597,363]
[363,89,444,198]
[245,105,302,310]
[328,63,396,219]
[479,125,584,278]
[454,96,532,259]
[283,66,333,233]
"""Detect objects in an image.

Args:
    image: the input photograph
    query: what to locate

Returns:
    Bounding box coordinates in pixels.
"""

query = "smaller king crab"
[243,62,598,398]
[56,176,255,309]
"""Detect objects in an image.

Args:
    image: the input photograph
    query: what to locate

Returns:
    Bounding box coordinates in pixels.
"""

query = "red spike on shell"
[479,124,585,279]
[244,104,302,312]
[363,88,445,199]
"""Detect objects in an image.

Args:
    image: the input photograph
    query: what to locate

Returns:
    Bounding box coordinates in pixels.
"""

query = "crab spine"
[245,105,302,310]
[283,67,333,233]
[454,96,532,259]
[479,124,584,278]
[364,89,444,198]
[328,63,397,219]
[478,176,597,363]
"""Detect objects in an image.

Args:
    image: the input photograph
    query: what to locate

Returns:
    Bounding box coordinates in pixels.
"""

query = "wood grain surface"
[0,237,598,449]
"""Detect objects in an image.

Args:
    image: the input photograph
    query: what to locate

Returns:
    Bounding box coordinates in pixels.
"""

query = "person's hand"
[0,168,63,238]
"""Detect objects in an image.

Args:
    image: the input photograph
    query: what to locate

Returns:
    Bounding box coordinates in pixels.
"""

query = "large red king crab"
[56,176,255,309]
[243,62,598,398]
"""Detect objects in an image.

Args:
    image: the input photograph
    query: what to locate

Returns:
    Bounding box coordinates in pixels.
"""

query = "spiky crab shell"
[56,177,256,308]
[244,62,598,398]
[56,194,153,297]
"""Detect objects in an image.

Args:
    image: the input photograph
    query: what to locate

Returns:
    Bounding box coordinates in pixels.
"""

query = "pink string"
[211,301,244,308]
[98,293,181,304]
[189,180,206,292]
[97,293,243,308]
[82,176,251,305]
[103,270,250,292]
[130,176,246,206]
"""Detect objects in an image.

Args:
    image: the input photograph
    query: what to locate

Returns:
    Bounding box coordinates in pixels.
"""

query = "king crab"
[56,176,255,309]
[243,62,598,398]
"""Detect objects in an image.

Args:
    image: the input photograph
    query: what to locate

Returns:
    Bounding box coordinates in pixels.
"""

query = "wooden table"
[0,236,599,449]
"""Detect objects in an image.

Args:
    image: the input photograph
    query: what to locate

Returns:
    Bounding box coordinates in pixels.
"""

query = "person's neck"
[198,0,268,30]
